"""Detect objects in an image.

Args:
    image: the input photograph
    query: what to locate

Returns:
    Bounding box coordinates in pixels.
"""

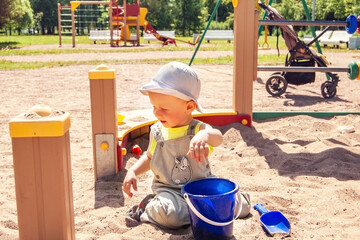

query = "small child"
[123,61,250,229]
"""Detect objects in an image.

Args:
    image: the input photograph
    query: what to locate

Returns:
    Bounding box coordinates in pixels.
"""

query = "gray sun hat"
[140,61,203,112]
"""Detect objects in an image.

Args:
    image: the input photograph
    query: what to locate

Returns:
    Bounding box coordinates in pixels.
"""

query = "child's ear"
[186,100,196,113]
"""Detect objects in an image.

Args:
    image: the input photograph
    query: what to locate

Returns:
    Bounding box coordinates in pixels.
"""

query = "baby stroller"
[258,1,339,99]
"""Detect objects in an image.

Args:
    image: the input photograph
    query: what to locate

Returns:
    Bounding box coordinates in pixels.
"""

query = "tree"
[352,0,360,17]
[0,0,33,35]
[141,0,174,31]
[204,0,233,22]
[12,0,34,34]
[0,0,12,28]
[30,0,59,34]
[172,0,204,36]
[334,0,346,20]
[33,12,43,34]
[204,0,234,29]
[274,0,303,20]
[315,0,328,20]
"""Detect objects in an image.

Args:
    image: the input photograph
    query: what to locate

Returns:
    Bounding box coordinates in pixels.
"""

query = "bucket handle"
[184,193,241,227]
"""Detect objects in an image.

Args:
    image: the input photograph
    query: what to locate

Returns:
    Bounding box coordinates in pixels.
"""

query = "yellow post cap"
[9,105,71,138]
[88,64,115,80]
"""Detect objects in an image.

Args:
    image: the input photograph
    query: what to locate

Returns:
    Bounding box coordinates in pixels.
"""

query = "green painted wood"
[253,112,360,120]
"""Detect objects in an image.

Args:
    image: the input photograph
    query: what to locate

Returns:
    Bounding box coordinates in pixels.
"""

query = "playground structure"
[58,0,197,47]
[257,0,271,49]
[143,22,199,47]
[111,0,143,46]
[58,0,145,47]
[8,0,360,238]
[57,3,109,35]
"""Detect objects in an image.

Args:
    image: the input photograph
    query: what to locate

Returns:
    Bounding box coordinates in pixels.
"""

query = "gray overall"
[140,119,251,229]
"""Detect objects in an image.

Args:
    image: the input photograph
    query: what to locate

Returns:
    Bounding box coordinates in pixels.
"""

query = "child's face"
[148,92,195,128]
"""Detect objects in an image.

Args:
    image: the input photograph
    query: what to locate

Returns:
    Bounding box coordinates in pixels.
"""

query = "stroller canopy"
[266,6,299,51]
[263,4,314,60]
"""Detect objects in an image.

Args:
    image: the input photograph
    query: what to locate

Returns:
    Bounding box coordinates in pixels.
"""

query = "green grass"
[0,53,286,70]
[0,35,91,49]
[0,44,233,56]
[0,34,281,51]
[0,34,354,70]
[0,35,235,56]
[1,34,354,52]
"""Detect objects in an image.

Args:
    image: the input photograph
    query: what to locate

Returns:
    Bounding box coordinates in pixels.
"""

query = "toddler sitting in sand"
[122,61,251,229]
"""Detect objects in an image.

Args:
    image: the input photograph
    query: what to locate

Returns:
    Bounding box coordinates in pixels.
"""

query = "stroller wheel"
[321,81,337,99]
[265,75,288,97]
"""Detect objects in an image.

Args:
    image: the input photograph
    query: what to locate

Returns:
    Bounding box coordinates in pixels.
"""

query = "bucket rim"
[181,178,239,197]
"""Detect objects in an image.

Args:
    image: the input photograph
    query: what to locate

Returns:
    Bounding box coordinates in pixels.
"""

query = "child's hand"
[122,170,137,198]
[187,131,210,162]
[122,152,152,197]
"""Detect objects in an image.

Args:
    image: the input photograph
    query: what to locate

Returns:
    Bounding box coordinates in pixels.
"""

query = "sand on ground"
[0,43,360,239]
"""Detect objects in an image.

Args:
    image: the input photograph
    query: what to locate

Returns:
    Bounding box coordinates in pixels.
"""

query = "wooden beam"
[233,0,257,118]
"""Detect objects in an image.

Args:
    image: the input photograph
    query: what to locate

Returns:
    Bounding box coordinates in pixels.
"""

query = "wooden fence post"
[9,105,75,240]
[89,65,118,180]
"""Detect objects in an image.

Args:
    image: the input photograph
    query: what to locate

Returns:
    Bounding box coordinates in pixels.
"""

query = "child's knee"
[152,208,188,229]
[141,194,190,229]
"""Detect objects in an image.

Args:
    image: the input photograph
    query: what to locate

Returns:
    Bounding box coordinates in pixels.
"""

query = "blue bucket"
[182,178,239,240]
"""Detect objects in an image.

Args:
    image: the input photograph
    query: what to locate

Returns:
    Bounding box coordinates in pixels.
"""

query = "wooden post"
[109,0,114,47]
[58,3,62,47]
[70,1,82,48]
[136,0,140,46]
[89,65,118,180]
[71,8,76,48]
[233,0,257,119]
[9,105,74,240]
[123,0,127,46]
[253,11,259,83]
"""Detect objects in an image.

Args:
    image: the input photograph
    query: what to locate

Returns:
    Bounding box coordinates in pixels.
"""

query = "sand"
[0,44,360,239]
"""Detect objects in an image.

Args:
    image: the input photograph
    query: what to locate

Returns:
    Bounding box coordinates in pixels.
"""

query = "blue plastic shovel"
[254,203,291,236]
